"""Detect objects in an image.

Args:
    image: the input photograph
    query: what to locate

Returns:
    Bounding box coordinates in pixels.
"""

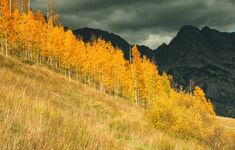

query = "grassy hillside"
[0,55,202,149]
[217,117,235,131]
[0,54,234,149]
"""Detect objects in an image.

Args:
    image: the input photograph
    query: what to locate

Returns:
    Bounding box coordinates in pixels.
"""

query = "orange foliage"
[1,8,229,149]
[0,5,216,115]
[0,0,10,18]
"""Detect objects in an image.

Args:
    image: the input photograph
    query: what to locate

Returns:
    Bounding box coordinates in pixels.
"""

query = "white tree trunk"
[5,39,8,57]
[1,39,4,53]
[28,0,30,12]
[18,0,21,14]
[9,0,12,15]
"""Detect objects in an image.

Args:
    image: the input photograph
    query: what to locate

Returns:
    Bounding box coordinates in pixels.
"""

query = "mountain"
[73,26,235,118]
[73,27,154,60]
[154,25,235,117]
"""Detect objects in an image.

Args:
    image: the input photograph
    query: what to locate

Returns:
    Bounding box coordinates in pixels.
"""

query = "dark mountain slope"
[155,25,235,117]
[73,27,154,60]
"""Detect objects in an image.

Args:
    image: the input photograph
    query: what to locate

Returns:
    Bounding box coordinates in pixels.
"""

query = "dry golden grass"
[0,54,226,149]
[217,116,235,131]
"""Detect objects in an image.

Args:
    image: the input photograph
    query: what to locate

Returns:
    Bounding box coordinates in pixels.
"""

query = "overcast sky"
[32,0,235,49]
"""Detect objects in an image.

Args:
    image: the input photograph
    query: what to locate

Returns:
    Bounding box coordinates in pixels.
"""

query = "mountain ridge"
[73,27,154,60]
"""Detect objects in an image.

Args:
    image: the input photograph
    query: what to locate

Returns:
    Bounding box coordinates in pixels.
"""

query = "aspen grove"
[0,1,233,148]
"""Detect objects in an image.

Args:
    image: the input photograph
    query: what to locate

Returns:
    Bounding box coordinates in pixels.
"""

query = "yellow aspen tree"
[10,11,38,59]
[96,40,108,91]
[100,40,113,92]
[46,0,58,26]
[113,49,127,97]
[35,10,46,24]
[162,72,172,98]
[0,0,10,17]
[7,10,21,56]
[82,42,92,84]
[194,86,215,115]
[62,29,77,79]
[74,40,86,82]
[43,26,64,69]
[130,45,144,105]
[141,57,160,105]
[21,0,30,13]
[207,99,215,115]
[0,0,11,56]
[21,12,39,60]
[120,61,132,98]
[33,11,47,64]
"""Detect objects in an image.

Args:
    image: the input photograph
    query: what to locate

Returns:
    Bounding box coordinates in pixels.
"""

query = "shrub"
[146,88,234,149]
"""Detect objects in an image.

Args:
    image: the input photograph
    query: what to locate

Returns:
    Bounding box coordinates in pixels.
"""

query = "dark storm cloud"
[32,0,235,48]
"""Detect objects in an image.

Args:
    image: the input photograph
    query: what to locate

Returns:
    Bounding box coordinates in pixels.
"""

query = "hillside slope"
[0,54,209,149]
